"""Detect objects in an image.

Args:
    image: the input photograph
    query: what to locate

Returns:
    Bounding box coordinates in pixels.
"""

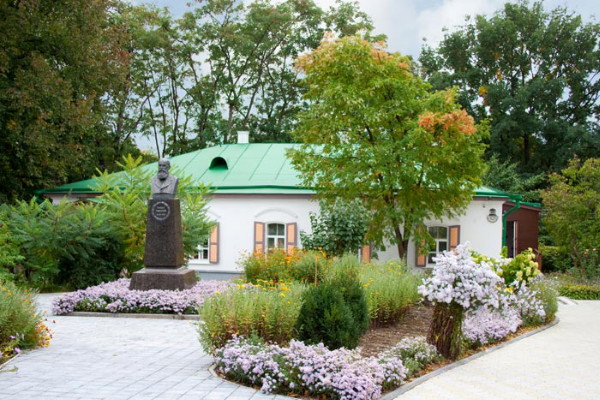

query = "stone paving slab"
[0,294,289,400]
[394,300,600,399]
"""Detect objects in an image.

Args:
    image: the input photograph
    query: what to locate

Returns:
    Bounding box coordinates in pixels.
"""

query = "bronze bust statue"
[151,158,178,198]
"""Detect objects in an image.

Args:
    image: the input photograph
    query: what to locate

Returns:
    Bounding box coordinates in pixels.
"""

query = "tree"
[541,158,600,277]
[289,35,487,260]
[0,0,134,201]
[419,1,600,174]
[300,199,368,257]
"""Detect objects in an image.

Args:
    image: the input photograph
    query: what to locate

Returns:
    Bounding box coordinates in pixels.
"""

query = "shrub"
[3,200,123,289]
[241,249,301,283]
[559,284,600,300]
[1,281,52,363]
[539,245,571,272]
[359,261,421,326]
[378,337,442,377]
[497,248,540,287]
[295,281,358,350]
[289,250,329,284]
[198,281,304,353]
[462,301,521,347]
[300,199,368,257]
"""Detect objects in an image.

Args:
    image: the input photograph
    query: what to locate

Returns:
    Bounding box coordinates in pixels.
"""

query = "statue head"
[157,158,170,181]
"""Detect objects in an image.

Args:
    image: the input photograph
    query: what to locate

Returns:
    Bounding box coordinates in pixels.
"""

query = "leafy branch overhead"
[289,35,487,260]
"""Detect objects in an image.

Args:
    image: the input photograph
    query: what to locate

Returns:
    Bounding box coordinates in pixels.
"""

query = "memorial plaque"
[151,201,171,221]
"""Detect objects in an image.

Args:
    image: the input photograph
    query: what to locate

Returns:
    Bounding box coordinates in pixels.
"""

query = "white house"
[41,136,539,279]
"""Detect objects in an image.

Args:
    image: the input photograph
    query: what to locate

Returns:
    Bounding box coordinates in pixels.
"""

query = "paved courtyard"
[1,295,599,400]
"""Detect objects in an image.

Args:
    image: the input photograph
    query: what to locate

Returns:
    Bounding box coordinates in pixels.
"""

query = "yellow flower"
[215,290,221,295]
[280,293,286,298]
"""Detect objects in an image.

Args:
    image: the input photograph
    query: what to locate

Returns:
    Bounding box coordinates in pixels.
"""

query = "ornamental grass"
[1,280,52,363]
[198,280,305,353]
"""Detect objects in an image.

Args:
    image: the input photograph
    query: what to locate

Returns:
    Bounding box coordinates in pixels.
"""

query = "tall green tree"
[0,0,133,201]
[542,158,600,277]
[419,1,600,174]
[289,35,487,260]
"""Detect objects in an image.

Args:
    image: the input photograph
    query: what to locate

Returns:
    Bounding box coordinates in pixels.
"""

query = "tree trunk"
[427,302,464,360]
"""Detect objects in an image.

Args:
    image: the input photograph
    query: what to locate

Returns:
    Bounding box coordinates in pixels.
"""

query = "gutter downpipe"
[502,194,522,248]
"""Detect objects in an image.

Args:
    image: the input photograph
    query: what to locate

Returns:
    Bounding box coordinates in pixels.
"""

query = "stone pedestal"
[129,197,197,291]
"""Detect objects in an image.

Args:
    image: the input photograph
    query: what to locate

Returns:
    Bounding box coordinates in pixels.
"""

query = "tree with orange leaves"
[288,35,487,260]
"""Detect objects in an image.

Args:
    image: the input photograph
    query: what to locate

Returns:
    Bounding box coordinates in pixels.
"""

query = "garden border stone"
[63,311,199,320]
[379,317,560,399]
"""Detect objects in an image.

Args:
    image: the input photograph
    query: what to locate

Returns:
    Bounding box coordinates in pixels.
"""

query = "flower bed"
[52,278,234,315]
[215,336,441,400]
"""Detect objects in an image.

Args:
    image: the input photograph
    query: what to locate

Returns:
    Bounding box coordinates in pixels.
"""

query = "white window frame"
[191,237,210,264]
[427,226,448,264]
[266,223,286,250]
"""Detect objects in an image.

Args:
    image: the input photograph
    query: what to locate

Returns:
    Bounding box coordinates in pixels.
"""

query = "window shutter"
[254,222,265,253]
[415,239,427,267]
[286,222,297,253]
[449,225,460,251]
[209,224,219,264]
[360,244,372,263]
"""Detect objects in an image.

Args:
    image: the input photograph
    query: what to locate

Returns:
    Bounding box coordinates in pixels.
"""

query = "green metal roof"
[39,143,514,198]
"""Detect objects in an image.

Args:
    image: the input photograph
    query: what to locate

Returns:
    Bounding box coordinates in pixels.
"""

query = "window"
[266,223,286,250]
[192,237,210,263]
[428,226,448,263]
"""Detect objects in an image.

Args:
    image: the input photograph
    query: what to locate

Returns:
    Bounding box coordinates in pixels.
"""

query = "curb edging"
[64,311,199,320]
[379,317,560,399]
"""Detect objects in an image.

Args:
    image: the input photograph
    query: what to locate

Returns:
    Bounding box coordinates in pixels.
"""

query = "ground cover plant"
[215,335,440,400]
[1,280,52,364]
[52,278,233,315]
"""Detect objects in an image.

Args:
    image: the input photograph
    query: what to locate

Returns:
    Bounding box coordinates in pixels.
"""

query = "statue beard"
[157,170,169,180]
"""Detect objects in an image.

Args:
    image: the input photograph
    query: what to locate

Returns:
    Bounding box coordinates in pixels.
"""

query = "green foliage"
[241,249,328,284]
[558,284,600,300]
[289,35,487,260]
[539,245,571,272]
[498,248,541,287]
[94,154,213,274]
[297,255,369,349]
[542,158,600,279]
[198,282,304,353]
[300,199,368,258]
[359,261,421,326]
[2,199,123,290]
[482,156,545,202]
[295,281,359,350]
[0,0,136,201]
[0,213,22,282]
[420,1,600,174]
[1,281,50,363]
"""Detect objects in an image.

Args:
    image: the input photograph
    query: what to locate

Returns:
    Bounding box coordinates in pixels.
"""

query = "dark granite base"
[129,267,197,291]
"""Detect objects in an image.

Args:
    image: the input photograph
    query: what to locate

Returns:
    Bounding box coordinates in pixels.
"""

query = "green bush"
[289,251,329,284]
[559,284,600,300]
[241,249,329,284]
[295,281,358,350]
[359,261,421,326]
[539,245,571,272]
[2,200,124,290]
[498,248,540,287]
[1,280,52,362]
[198,281,304,353]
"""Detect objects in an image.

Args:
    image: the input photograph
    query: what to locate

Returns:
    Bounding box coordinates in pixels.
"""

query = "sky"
[135,0,599,59]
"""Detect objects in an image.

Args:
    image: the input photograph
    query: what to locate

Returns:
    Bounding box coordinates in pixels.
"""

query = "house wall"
[503,204,541,264]
[376,198,506,267]
[187,194,320,276]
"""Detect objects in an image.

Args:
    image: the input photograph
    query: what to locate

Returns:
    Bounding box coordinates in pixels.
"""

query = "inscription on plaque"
[151,201,171,221]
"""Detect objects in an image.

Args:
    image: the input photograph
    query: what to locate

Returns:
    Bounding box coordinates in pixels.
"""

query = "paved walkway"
[2,295,599,399]
[394,299,600,400]
[0,294,287,400]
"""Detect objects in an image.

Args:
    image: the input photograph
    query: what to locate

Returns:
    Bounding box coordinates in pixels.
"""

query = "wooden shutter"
[449,225,460,251]
[254,222,265,253]
[209,224,219,264]
[286,223,297,253]
[360,244,372,263]
[415,238,427,267]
